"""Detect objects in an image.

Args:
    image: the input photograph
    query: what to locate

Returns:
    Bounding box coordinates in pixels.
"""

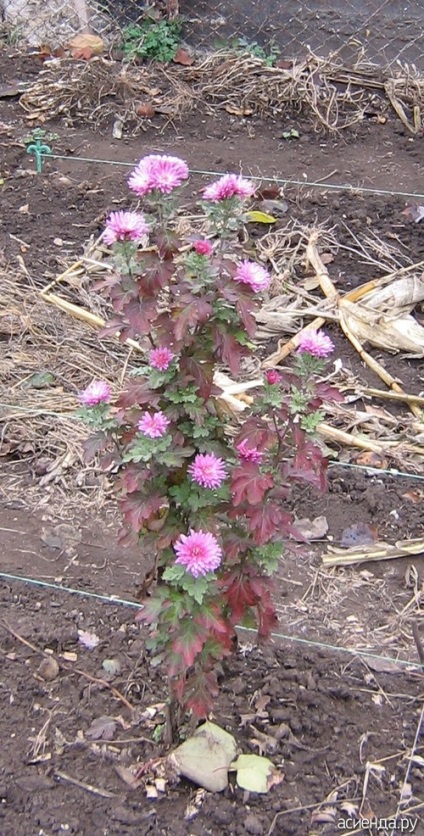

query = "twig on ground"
[55,769,116,798]
[412,622,424,666]
[0,618,134,712]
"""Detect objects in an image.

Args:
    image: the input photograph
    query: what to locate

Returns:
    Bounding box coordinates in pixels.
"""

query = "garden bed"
[1,46,424,835]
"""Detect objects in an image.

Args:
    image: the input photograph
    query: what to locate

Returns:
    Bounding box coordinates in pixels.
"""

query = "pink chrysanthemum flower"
[297,330,335,358]
[236,439,263,464]
[149,155,189,194]
[188,453,227,489]
[203,173,255,202]
[128,159,152,197]
[193,239,213,256]
[103,210,149,245]
[138,411,170,438]
[233,260,271,293]
[174,530,223,577]
[265,369,282,385]
[79,380,111,406]
[128,154,189,196]
[149,346,174,371]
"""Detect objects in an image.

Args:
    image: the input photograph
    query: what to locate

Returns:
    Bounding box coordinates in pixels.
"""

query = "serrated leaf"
[162,564,186,583]
[78,630,100,650]
[231,464,273,505]
[172,620,207,667]
[25,371,55,389]
[246,210,277,224]
[195,602,231,636]
[86,716,117,741]
[102,658,122,676]
[173,296,212,342]
[230,754,283,793]
[244,505,294,546]
[180,572,211,604]
[83,431,108,463]
[120,493,166,533]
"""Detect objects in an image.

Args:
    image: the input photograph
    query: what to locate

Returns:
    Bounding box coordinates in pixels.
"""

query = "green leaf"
[245,210,277,224]
[24,371,55,389]
[254,542,283,572]
[162,564,186,583]
[230,754,283,793]
[169,482,192,506]
[123,433,172,464]
[234,330,256,349]
[180,572,213,605]
[300,410,325,433]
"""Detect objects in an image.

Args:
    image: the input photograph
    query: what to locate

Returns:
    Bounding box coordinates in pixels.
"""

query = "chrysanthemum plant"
[80,155,342,721]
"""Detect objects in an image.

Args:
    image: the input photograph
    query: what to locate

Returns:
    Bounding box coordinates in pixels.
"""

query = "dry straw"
[19,49,424,133]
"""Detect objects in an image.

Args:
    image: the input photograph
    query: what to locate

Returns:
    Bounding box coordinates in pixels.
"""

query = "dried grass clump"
[0,265,134,512]
[19,49,424,133]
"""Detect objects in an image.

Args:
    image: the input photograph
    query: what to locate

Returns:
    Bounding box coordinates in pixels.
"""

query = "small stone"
[270,707,291,722]
[212,808,234,826]
[112,805,145,825]
[231,677,247,696]
[37,657,60,681]
[244,812,264,834]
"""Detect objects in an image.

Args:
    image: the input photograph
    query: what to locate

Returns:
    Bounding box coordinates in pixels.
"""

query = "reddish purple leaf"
[179,355,216,399]
[213,327,246,375]
[173,297,212,342]
[236,297,257,338]
[182,670,219,718]
[83,431,107,463]
[244,504,293,545]
[120,493,166,533]
[171,620,208,669]
[116,382,160,408]
[124,298,157,336]
[231,464,273,505]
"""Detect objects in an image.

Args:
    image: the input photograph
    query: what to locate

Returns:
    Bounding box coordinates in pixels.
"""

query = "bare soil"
[0,48,424,836]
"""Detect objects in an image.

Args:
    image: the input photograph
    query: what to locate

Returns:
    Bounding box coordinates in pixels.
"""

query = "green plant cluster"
[122,17,182,63]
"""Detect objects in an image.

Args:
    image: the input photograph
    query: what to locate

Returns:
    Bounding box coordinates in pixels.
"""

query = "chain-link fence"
[2,0,424,68]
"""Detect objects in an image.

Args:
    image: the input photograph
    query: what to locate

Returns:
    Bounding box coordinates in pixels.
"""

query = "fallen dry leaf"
[173,47,194,66]
[72,47,95,60]
[257,185,281,201]
[86,716,117,741]
[41,522,82,551]
[68,34,104,60]
[254,693,271,713]
[169,721,237,793]
[354,451,388,469]
[402,489,423,504]
[311,806,337,825]
[225,104,253,117]
[402,204,424,223]
[295,515,328,541]
[364,655,402,674]
[78,630,100,650]
[249,727,279,755]
[115,764,141,788]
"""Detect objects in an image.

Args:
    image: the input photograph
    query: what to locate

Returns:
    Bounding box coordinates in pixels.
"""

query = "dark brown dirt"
[1,48,424,836]
[1,578,423,836]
